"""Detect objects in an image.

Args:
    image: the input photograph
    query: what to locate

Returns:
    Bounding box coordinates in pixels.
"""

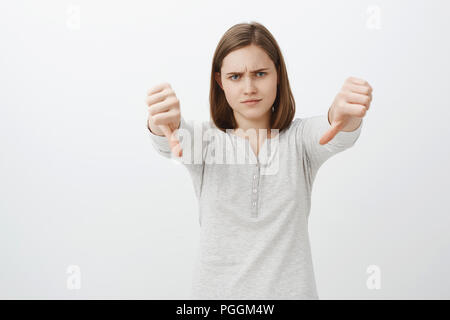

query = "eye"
[229,72,266,80]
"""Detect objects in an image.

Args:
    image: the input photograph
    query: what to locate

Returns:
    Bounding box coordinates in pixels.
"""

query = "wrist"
[147,118,164,136]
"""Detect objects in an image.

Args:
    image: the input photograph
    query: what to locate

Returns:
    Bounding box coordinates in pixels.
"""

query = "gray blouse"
[148,113,363,299]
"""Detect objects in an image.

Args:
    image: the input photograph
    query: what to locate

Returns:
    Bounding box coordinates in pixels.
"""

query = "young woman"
[145,22,372,300]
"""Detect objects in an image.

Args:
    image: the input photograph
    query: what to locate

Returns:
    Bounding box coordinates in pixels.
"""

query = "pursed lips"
[242,99,261,103]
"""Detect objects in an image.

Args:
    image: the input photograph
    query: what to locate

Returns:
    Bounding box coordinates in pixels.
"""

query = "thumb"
[319,123,341,145]
[159,124,183,157]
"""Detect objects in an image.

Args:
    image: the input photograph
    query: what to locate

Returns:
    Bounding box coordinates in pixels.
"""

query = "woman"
[145,22,372,299]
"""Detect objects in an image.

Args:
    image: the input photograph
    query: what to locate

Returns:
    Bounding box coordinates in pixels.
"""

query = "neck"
[233,111,272,139]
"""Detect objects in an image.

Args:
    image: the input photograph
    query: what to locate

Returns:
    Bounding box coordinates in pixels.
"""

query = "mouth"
[241,99,262,105]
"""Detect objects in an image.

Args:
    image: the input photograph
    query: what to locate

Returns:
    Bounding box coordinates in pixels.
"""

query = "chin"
[240,108,270,119]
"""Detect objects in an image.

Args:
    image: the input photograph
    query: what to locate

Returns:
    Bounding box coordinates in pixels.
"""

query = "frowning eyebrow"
[225,68,269,76]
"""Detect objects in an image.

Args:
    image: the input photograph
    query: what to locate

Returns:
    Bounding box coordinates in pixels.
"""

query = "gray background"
[1,0,449,299]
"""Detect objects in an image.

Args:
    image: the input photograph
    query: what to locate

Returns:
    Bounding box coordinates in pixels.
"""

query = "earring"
[271,106,275,112]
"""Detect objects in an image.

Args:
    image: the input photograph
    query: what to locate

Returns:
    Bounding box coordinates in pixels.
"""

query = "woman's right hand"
[146,82,182,157]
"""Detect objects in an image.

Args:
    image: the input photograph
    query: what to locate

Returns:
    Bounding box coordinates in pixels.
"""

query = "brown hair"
[209,21,296,133]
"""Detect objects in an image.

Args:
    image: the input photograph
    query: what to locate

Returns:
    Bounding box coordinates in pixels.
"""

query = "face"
[215,45,279,128]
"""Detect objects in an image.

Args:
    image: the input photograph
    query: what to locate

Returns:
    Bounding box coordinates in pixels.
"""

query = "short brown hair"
[210,21,296,133]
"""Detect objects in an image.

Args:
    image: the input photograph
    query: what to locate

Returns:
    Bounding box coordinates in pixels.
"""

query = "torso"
[230,129,278,158]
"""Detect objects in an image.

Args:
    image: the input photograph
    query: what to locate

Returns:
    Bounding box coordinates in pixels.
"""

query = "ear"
[215,72,223,90]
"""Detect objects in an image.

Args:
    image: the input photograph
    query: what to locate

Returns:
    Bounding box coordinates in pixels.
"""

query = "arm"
[147,116,182,159]
[300,113,363,178]
[147,115,211,203]
[299,76,372,179]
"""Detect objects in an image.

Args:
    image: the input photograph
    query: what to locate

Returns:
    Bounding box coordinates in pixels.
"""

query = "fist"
[319,77,373,145]
[335,76,373,114]
[146,82,182,157]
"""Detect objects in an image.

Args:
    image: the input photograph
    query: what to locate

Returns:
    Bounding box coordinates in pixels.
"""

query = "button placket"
[251,162,260,218]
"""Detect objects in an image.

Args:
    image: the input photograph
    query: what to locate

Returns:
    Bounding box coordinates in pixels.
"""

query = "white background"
[1,0,449,299]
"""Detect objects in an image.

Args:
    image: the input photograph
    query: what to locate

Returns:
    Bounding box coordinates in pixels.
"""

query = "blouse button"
[253,175,257,179]
[253,188,257,193]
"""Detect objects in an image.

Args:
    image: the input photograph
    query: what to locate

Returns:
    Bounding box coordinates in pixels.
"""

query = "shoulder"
[289,114,329,135]
[283,117,304,138]
[283,115,325,146]
[179,116,216,135]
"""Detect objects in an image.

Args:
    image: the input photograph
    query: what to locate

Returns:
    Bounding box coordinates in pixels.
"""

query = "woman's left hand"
[319,77,373,145]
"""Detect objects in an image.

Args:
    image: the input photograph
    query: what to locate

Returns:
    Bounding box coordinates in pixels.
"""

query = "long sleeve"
[147,116,212,201]
[147,116,184,159]
[297,114,363,181]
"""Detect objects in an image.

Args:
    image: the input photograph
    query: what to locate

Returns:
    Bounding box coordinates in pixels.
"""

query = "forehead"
[221,45,273,71]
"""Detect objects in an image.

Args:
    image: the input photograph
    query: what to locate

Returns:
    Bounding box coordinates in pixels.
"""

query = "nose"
[243,77,257,95]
